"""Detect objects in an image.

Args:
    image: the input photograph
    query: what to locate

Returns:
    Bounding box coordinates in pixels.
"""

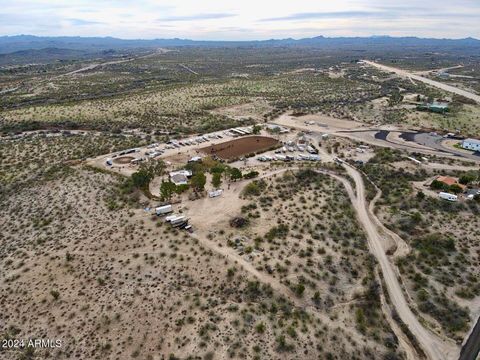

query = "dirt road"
[343,163,459,360]
[183,162,420,358]
[54,49,167,78]
[362,60,480,104]
[178,64,199,75]
[368,185,411,258]
[186,167,413,355]
[0,86,19,95]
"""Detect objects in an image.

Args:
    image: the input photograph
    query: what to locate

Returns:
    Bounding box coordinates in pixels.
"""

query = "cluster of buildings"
[433,175,479,202]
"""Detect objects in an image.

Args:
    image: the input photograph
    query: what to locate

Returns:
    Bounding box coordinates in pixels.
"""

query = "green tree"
[430,179,448,191]
[138,160,165,178]
[252,124,262,134]
[244,170,259,179]
[131,170,152,189]
[175,184,189,194]
[459,172,477,185]
[449,184,463,194]
[229,167,242,182]
[212,172,222,189]
[191,172,206,192]
[211,164,226,174]
[160,181,176,201]
[131,160,165,190]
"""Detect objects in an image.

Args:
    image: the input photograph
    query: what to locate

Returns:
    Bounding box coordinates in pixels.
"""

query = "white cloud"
[0,0,478,39]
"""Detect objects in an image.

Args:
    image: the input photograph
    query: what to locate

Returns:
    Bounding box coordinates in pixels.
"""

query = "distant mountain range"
[1,34,479,54]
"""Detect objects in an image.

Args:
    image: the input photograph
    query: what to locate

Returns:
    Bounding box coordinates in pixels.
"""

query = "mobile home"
[439,192,458,202]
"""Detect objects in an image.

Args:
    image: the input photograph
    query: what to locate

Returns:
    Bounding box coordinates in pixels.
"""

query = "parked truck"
[171,217,189,228]
[165,214,178,222]
[175,220,189,229]
[439,192,458,202]
[155,204,173,216]
[170,216,187,226]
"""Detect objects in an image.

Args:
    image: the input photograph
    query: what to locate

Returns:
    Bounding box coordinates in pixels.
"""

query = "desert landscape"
[1,17,480,360]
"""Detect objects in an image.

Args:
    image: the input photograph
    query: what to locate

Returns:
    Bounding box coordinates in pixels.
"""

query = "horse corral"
[199,136,279,160]
[113,156,135,164]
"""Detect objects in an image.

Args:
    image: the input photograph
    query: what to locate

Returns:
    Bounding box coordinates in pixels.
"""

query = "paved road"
[413,133,480,163]
[271,117,480,165]
[459,316,480,360]
[343,164,459,360]
[362,60,480,104]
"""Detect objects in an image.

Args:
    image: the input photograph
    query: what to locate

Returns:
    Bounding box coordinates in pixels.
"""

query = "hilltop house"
[434,176,466,191]
[462,138,480,152]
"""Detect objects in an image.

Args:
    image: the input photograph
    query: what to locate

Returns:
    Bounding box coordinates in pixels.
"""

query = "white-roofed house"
[462,138,480,151]
[169,170,193,186]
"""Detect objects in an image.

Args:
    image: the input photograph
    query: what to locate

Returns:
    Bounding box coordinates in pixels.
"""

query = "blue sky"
[1,0,479,39]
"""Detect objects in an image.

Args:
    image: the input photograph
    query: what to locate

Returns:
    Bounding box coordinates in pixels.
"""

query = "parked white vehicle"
[165,214,178,222]
[439,192,458,202]
[208,189,223,198]
[155,205,173,216]
[169,216,187,225]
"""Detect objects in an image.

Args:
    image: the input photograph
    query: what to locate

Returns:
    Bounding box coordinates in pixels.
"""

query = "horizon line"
[1,34,479,42]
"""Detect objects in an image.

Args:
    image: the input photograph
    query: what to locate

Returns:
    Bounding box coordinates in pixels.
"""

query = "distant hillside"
[0,47,127,65]
[1,34,479,54]
[0,47,91,65]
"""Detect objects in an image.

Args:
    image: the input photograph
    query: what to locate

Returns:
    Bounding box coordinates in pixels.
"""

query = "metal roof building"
[462,138,480,151]
[417,102,449,114]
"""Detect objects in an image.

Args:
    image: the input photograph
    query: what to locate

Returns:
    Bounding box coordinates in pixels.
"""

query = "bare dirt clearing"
[200,135,279,160]
[275,112,367,131]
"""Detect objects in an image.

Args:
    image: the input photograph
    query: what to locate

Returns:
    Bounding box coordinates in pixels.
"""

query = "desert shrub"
[265,224,289,241]
[242,179,267,197]
[412,233,455,259]
[229,216,249,228]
